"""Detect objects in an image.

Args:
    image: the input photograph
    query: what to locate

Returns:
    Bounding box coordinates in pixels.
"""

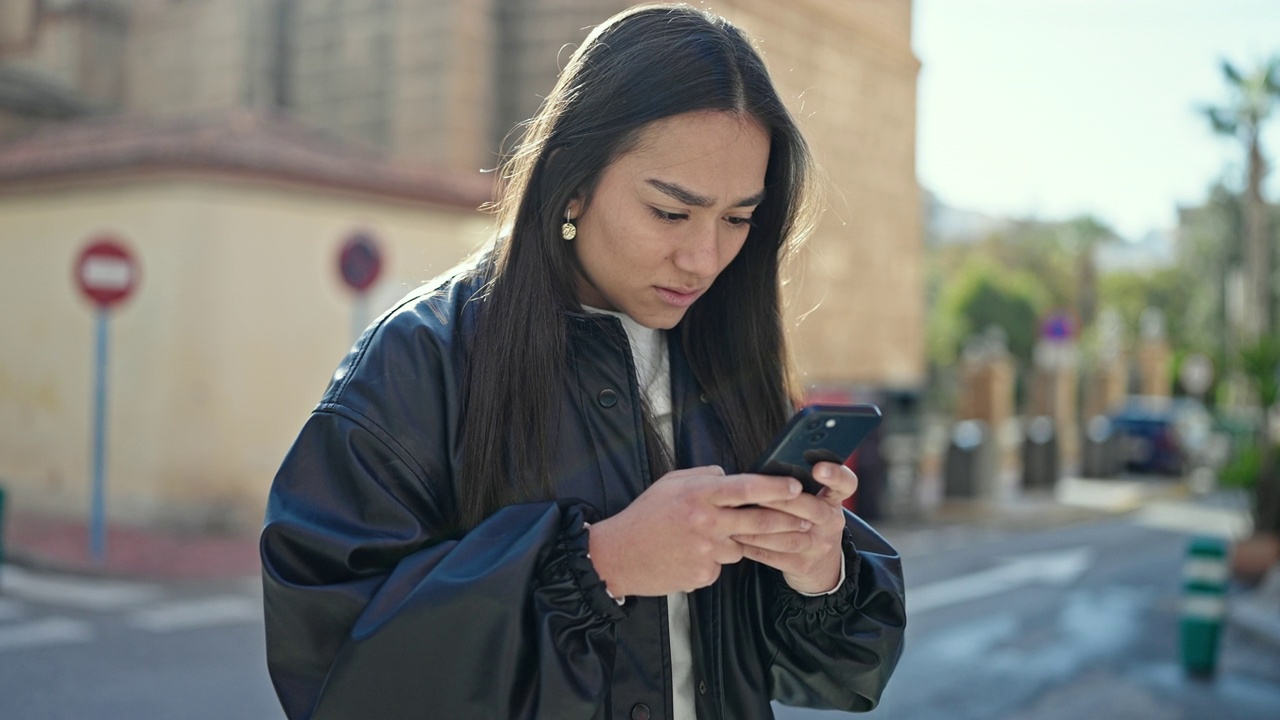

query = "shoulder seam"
[313,402,431,485]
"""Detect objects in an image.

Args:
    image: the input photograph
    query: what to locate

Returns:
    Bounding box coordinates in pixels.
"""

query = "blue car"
[1108,396,1212,476]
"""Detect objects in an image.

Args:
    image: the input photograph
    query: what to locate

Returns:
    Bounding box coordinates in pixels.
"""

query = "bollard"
[1180,536,1229,677]
[1021,416,1059,489]
[1081,415,1119,479]
[944,420,988,498]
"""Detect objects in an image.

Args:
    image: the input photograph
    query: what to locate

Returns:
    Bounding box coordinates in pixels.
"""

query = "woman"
[261,4,905,719]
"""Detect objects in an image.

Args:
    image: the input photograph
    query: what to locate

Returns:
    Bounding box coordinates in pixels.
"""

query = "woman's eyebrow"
[645,178,765,208]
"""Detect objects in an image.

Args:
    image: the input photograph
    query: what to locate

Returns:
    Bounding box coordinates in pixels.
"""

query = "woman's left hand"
[731,462,856,594]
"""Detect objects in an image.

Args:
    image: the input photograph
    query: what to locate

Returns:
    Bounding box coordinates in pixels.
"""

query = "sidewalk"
[3,511,261,580]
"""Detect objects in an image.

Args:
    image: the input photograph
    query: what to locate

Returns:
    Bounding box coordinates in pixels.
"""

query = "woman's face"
[567,110,771,330]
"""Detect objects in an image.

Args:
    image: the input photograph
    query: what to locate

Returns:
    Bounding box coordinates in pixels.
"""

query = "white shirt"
[586,307,846,719]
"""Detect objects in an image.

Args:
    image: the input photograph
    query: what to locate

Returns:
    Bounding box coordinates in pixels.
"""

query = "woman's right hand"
[585,465,810,598]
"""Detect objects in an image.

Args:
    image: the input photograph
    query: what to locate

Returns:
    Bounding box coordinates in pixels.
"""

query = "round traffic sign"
[75,237,138,308]
[339,232,382,293]
[1040,312,1075,343]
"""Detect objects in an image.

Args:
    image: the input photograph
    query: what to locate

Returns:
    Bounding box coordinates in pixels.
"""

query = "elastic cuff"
[557,503,629,622]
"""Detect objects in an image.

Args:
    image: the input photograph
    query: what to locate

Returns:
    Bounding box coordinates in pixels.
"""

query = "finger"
[707,474,800,507]
[738,544,802,576]
[754,494,834,525]
[710,538,746,566]
[732,531,814,555]
[810,464,858,503]
[720,506,813,536]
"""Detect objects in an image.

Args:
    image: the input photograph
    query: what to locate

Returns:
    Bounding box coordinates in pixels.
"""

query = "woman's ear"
[567,195,584,221]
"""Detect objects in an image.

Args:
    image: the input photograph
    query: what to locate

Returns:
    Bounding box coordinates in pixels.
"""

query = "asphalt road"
[0,571,282,720]
[1,495,1276,719]
[777,503,1280,720]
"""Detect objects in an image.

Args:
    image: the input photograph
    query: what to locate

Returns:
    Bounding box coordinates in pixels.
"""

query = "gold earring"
[561,209,577,240]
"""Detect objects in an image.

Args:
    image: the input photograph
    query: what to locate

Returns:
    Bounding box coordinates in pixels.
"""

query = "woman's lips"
[655,286,704,308]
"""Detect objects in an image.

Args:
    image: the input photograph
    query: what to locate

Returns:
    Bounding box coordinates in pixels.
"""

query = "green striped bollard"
[1180,536,1229,677]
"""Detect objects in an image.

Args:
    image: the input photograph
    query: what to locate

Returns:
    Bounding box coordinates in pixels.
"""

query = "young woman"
[261,5,905,719]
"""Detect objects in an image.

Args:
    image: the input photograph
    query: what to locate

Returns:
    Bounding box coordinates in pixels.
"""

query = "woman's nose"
[673,222,721,278]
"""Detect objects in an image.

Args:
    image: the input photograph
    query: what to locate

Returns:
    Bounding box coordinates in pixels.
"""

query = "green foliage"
[1219,442,1262,489]
[1238,334,1280,408]
[1097,266,1200,352]
[1203,55,1280,135]
[928,257,1048,366]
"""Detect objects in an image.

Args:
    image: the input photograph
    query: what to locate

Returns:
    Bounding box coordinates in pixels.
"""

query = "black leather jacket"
[261,270,905,719]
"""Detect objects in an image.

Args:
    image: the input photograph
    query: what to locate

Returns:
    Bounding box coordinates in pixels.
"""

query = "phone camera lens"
[807,431,826,443]
[804,419,821,431]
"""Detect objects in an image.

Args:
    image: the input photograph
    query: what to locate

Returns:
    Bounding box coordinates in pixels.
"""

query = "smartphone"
[752,404,883,494]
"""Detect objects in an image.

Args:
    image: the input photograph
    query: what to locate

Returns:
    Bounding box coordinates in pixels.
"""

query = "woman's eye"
[726,215,754,227]
[649,207,688,223]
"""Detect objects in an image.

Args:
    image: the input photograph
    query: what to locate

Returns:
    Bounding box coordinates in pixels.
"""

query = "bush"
[1218,443,1262,489]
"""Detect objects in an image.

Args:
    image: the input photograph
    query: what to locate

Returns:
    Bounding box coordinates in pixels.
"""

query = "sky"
[913,0,1280,241]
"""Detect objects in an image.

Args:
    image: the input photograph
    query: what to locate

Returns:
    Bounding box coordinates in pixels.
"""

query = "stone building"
[0,0,922,531]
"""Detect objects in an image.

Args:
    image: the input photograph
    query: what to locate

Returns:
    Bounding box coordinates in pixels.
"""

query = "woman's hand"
[586,466,812,598]
[732,462,857,594]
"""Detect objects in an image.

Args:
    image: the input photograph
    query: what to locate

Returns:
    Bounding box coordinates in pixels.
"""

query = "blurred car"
[1107,396,1213,476]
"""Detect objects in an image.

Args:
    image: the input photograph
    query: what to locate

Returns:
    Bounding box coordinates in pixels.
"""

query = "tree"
[928,257,1047,367]
[1097,266,1199,356]
[1202,56,1280,339]
[1237,334,1280,533]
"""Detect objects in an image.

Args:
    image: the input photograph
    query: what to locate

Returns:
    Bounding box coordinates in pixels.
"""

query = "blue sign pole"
[90,308,109,563]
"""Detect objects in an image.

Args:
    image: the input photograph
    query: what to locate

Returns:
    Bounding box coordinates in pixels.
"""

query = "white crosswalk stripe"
[129,596,262,632]
[0,617,94,652]
[0,564,264,648]
[1,565,160,610]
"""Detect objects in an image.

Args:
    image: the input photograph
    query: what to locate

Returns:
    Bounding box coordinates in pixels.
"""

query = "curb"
[1228,567,1280,651]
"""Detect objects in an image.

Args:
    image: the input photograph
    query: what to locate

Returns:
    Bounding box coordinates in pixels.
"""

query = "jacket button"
[698,680,708,695]
[630,703,651,720]
[598,388,618,408]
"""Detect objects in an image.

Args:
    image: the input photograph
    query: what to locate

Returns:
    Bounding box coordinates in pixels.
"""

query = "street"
[1,493,1277,719]
[0,570,282,720]
[778,495,1280,720]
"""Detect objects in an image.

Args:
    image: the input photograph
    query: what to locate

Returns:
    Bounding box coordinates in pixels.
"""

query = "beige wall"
[721,0,925,388]
[0,174,489,530]
[125,0,249,116]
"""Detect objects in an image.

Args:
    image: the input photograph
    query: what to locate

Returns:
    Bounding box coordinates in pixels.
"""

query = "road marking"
[128,596,262,632]
[0,598,23,621]
[1055,477,1154,512]
[1132,501,1252,539]
[0,565,160,610]
[909,547,1094,614]
[0,618,94,652]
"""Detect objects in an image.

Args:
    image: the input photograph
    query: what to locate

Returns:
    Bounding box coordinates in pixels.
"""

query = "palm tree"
[1202,56,1280,340]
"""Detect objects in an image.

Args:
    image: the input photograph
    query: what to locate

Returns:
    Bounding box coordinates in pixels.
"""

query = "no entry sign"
[338,232,382,293]
[76,238,138,308]
[72,235,141,563]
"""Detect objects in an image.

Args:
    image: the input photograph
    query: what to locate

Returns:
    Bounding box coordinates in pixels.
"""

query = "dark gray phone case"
[752,404,883,494]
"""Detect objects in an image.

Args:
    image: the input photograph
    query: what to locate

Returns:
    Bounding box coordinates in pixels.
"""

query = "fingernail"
[789,479,802,496]
[816,464,832,479]
[799,520,812,531]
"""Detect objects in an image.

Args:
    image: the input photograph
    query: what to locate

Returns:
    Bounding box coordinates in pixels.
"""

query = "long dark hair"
[456,3,816,529]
